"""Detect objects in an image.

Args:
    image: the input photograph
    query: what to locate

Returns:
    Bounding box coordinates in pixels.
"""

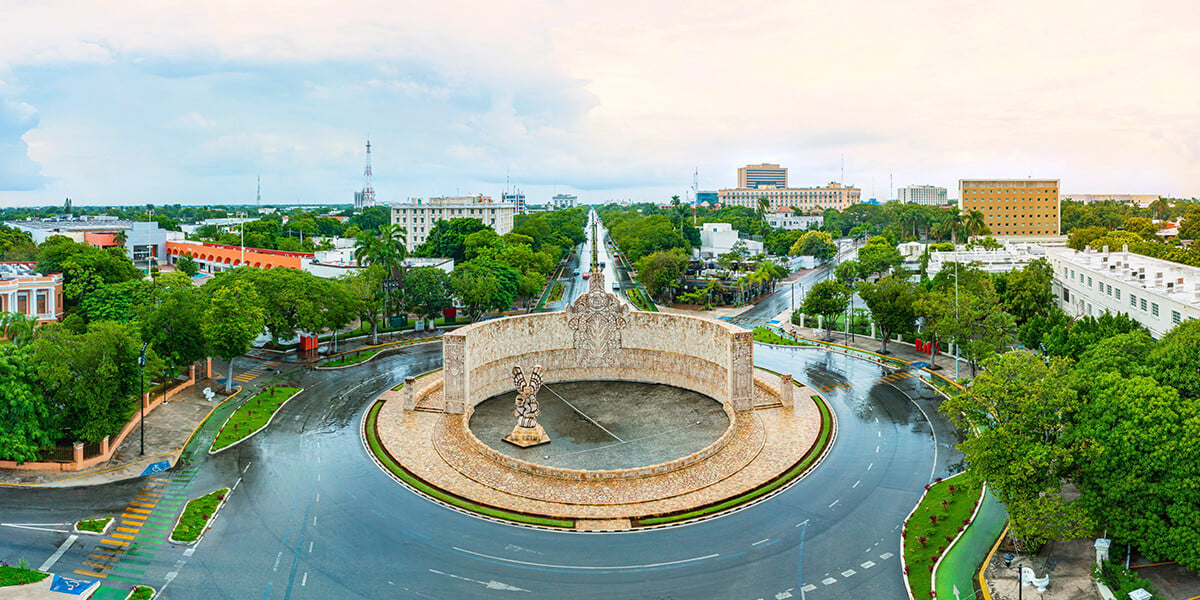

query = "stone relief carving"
[566,269,629,366]
[504,364,550,447]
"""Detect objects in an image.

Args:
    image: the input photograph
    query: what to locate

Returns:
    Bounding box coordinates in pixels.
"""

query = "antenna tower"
[256,174,262,209]
[362,139,376,207]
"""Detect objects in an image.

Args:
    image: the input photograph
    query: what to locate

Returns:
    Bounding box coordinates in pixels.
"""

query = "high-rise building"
[388,195,515,252]
[719,182,860,212]
[695,191,719,206]
[959,179,1060,237]
[737,163,788,189]
[898,185,948,206]
[502,191,527,215]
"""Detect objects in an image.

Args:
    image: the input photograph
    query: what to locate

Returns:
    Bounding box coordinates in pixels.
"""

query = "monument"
[503,365,550,448]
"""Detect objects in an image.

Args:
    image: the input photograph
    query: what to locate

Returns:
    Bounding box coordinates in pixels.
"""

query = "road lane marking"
[39,534,78,571]
[880,552,894,560]
[867,462,873,470]
[861,561,875,569]
[451,546,719,571]
[828,500,840,509]
[821,577,837,585]
[302,572,308,586]
[841,569,856,577]
[1,523,71,533]
[852,480,860,488]
[753,538,771,546]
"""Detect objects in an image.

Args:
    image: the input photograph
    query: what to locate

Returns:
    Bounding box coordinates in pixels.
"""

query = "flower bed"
[210,387,302,452]
[902,475,983,598]
[753,326,811,347]
[76,516,113,535]
[170,488,229,543]
[126,585,156,600]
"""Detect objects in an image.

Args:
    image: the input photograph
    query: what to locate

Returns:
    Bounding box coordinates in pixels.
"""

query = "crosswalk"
[232,360,281,383]
[811,370,915,394]
[73,477,172,582]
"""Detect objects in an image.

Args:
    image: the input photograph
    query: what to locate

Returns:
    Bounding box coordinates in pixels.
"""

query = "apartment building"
[1045,245,1199,338]
[389,195,515,252]
[898,185,948,206]
[720,181,860,212]
[959,179,1060,237]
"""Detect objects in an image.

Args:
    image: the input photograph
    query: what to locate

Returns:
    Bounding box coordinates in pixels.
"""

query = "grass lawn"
[634,390,834,526]
[211,387,301,452]
[364,401,573,528]
[76,516,112,533]
[127,585,155,600]
[171,488,229,543]
[0,565,49,587]
[325,347,385,368]
[548,283,565,302]
[903,476,983,597]
[627,288,658,312]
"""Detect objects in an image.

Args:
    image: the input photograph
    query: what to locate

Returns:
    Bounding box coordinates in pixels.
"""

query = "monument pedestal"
[504,424,551,448]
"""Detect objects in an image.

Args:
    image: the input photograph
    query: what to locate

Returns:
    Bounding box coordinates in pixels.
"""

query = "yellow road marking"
[130,501,156,508]
[116,527,139,534]
[73,569,107,579]
[128,508,151,514]
[111,533,135,540]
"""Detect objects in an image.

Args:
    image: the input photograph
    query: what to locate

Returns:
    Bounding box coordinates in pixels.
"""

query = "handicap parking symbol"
[140,459,171,477]
[50,574,94,594]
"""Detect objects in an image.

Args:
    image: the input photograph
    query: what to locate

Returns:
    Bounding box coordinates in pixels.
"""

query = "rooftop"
[1046,245,1200,301]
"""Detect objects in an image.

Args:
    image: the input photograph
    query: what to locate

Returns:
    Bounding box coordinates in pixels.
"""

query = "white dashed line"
[875,445,880,453]
[301,572,308,586]
[312,516,318,527]
[753,538,771,546]
[242,461,252,474]
[867,462,873,470]
[841,569,856,577]
[821,577,837,585]
[801,584,817,592]
[309,541,314,553]
[880,552,894,560]
[861,561,876,569]
[828,500,840,509]
[852,480,860,488]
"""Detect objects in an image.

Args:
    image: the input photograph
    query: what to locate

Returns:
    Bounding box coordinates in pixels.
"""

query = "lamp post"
[954,258,960,380]
[1002,553,1023,600]
[138,341,149,456]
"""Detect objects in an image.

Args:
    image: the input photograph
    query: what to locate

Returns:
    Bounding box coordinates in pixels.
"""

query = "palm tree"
[354,224,408,322]
[1148,198,1171,221]
[757,196,771,224]
[0,312,37,347]
[963,210,989,242]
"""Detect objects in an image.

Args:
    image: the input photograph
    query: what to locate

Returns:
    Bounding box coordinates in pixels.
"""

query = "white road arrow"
[429,569,531,592]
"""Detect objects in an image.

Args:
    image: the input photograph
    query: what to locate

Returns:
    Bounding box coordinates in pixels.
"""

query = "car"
[573,269,580,277]
[582,273,590,279]
[612,282,620,291]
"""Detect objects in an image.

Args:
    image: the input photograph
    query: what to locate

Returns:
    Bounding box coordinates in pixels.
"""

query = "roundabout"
[364,271,835,530]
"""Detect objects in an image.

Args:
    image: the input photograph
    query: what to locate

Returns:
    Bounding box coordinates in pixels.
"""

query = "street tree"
[788,230,837,261]
[176,254,200,276]
[856,275,916,354]
[0,344,53,464]
[450,259,519,322]
[995,258,1054,324]
[203,280,264,393]
[940,351,1090,549]
[634,249,688,303]
[403,266,453,322]
[799,280,850,339]
[416,218,489,262]
[140,272,209,373]
[855,236,901,277]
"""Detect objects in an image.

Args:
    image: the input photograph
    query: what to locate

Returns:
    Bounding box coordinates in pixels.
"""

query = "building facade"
[1045,245,1199,338]
[695,190,719,206]
[551,194,578,210]
[737,163,788,189]
[719,182,860,212]
[959,179,1060,237]
[765,209,822,230]
[166,240,313,273]
[388,195,515,252]
[502,191,527,215]
[898,185,948,206]
[0,263,63,324]
[698,223,764,259]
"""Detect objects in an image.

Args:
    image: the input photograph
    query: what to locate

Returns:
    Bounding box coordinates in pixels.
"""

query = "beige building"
[959,179,1061,237]
[737,163,788,189]
[389,195,516,252]
[720,182,860,212]
[0,263,63,325]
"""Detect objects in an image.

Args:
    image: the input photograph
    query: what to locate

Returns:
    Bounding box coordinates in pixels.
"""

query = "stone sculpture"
[566,268,629,366]
[504,364,550,448]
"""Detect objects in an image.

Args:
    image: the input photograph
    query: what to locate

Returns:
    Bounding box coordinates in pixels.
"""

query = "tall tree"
[141,272,208,373]
[940,351,1090,549]
[403,266,453,322]
[856,275,916,354]
[799,280,850,340]
[415,218,488,262]
[450,259,519,322]
[0,344,53,463]
[634,249,689,303]
[203,280,264,393]
[1144,319,1200,399]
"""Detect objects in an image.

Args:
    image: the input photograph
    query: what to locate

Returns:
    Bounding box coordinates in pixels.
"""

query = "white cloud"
[166,111,215,130]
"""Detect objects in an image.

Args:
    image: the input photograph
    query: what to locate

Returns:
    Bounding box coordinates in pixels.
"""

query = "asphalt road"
[0,339,961,599]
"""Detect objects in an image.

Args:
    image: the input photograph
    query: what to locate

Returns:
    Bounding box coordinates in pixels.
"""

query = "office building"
[1045,245,1199,338]
[698,223,764,259]
[551,194,578,210]
[959,179,1060,237]
[898,185,948,206]
[502,191,527,215]
[388,195,515,252]
[737,164,788,189]
[719,182,860,212]
[695,191,719,206]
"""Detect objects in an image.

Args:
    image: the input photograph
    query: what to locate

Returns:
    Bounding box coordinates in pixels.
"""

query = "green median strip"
[633,391,834,527]
[211,387,302,452]
[364,401,574,529]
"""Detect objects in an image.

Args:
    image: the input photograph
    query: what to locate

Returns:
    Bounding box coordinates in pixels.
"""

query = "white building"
[1045,245,1200,338]
[765,209,822,231]
[1064,193,1160,208]
[388,195,516,252]
[898,185,948,206]
[698,223,764,259]
[551,194,578,209]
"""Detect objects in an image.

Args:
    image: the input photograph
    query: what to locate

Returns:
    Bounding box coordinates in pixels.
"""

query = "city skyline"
[1,1,1198,207]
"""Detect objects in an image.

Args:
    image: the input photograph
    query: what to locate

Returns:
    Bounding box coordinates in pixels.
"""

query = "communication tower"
[357,139,376,209]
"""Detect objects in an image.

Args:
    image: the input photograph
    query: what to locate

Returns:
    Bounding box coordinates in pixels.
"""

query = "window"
[1140,298,1147,311]
[1088,276,1093,287]
[36,291,47,315]
[1116,289,1121,300]
[1131,294,1137,307]
[1152,303,1159,317]
[1174,310,1183,325]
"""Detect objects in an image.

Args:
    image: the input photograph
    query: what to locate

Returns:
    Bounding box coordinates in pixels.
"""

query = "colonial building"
[388,195,516,252]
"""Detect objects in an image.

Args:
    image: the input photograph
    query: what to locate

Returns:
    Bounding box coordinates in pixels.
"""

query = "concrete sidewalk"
[0,376,235,488]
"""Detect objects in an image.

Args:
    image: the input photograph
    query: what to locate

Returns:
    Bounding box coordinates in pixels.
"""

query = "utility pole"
[138,342,148,456]
[954,259,960,380]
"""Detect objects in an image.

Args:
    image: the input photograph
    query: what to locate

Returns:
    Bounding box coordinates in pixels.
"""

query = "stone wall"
[442,311,754,414]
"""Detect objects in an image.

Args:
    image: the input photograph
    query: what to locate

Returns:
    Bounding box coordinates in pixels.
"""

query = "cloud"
[0,78,48,191]
[166,111,216,130]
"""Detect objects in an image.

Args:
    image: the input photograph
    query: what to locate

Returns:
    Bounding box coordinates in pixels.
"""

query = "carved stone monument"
[504,365,550,448]
[566,269,629,366]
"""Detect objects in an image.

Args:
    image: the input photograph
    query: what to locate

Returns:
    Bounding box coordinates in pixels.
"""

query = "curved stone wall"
[442,311,754,415]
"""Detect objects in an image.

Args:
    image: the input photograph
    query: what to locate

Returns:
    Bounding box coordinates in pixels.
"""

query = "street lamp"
[138,341,149,456]
[1002,553,1023,600]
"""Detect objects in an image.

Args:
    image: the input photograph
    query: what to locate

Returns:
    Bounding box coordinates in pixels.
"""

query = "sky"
[1,0,1198,208]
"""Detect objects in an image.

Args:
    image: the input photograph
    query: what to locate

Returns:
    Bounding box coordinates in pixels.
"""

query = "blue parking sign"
[50,574,94,594]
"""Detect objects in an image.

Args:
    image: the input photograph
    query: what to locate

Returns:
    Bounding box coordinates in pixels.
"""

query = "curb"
[73,516,114,536]
[977,523,1010,600]
[315,338,440,370]
[900,471,970,600]
[124,585,157,600]
[168,487,232,546]
[209,388,304,454]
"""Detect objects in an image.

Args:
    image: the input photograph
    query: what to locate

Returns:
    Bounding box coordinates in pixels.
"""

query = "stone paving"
[374,371,828,524]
